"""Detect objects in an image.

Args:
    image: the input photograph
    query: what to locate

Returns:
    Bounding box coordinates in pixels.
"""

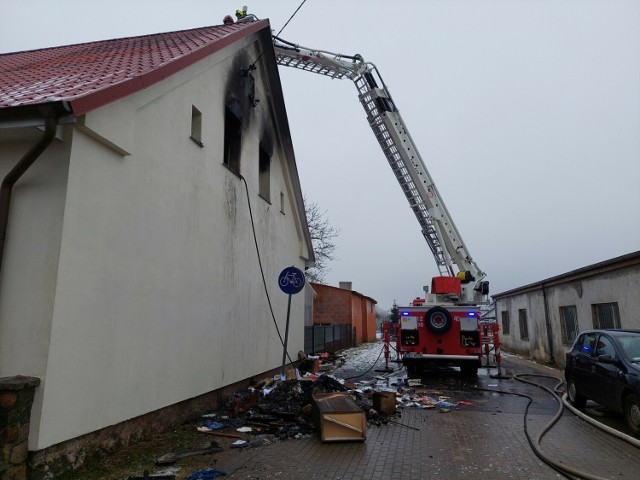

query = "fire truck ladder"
[273,37,485,283]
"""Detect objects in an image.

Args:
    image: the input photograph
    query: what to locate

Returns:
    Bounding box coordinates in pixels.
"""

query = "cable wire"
[240,175,294,365]
[276,0,309,37]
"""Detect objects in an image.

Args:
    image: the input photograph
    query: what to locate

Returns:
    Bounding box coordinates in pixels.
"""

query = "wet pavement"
[114,340,640,480]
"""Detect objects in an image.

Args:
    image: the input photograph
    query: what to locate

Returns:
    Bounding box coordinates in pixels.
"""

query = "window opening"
[518,309,528,340]
[501,311,510,335]
[592,302,621,329]
[224,105,242,173]
[560,306,578,345]
[190,105,203,147]
[259,145,271,201]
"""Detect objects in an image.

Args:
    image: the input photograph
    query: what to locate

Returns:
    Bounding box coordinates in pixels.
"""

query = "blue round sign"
[278,266,305,295]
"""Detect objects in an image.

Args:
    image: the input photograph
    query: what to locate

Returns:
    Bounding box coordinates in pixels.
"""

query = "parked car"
[565,329,640,436]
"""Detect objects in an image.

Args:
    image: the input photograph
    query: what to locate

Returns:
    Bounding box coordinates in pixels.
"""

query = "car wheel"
[567,378,586,409]
[624,394,640,437]
[425,307,452,334]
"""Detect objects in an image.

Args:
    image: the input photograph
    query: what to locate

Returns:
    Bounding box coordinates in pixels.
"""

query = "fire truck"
[272,34,499,375]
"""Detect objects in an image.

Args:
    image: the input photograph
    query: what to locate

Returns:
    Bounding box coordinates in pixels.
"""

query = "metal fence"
[304,324,353,354]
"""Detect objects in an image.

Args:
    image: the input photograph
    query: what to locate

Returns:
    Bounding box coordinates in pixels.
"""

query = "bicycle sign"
[278,266,305,295]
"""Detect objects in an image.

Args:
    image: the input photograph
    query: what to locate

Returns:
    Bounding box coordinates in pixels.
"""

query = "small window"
[259,145,271,201]
[592,302,621,329]
[280,191,285,214]
[560,306,579,345]
[223,105,242,173]
[190,105,203,147]
[518,309,528,341]
[501,311,510,335]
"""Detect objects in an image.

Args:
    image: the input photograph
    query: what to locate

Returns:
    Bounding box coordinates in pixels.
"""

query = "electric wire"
[240,175,295,365]
[276,0,309,37]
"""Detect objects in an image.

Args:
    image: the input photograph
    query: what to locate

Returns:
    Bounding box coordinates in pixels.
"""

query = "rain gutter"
[540,283,555,364]
[0,116,58,273]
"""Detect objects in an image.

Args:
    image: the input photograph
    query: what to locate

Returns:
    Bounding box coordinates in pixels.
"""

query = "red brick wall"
[311,283,377,345]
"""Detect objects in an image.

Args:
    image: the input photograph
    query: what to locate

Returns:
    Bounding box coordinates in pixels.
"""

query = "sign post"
[277,266,305,380]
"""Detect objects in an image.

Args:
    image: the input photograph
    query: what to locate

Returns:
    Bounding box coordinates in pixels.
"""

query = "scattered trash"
[186,467,226,479]
[230,440,249,448]
[155,442,222,466]
[235,426,253,433]
[127,471,176,480]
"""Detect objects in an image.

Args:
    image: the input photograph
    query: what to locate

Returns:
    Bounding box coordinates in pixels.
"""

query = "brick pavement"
[207,347,640,480]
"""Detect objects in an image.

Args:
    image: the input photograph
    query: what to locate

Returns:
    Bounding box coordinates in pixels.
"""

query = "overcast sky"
[1,1,639,310]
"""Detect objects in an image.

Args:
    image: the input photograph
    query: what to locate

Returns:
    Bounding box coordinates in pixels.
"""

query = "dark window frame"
[560,305,579,345]
[501,311,510,335]
[518,309,529,341]
[259,145,271,202]
[223,105,242,173]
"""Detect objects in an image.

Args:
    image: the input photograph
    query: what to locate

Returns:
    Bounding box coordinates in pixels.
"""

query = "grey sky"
[2,1,639,310]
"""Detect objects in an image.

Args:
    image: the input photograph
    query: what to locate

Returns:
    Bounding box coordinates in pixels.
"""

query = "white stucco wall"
[1,37,311,449]
[496,262,640,367]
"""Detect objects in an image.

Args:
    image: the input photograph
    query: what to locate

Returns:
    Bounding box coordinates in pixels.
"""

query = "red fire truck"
[272,31,499,374]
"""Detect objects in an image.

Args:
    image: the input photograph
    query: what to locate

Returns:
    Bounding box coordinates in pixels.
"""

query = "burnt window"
[223,105,242,173]
[259,145,271,202]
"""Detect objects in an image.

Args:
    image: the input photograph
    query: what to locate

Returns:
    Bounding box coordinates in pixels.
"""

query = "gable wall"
[9,36,310,450]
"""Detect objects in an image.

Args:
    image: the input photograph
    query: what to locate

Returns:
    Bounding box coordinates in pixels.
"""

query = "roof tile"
[0,21,267,114]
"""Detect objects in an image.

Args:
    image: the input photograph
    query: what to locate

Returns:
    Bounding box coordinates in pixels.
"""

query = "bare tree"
[304,197,338,284]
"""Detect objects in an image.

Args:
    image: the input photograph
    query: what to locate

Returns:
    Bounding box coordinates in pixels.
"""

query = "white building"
[0,19,313,471]
[493,251,640,367]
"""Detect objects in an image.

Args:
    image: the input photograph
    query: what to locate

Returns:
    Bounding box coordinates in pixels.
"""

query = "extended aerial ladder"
[273,36,489,305]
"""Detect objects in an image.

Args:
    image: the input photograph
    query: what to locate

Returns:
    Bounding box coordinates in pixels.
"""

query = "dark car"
[565,329,640,436]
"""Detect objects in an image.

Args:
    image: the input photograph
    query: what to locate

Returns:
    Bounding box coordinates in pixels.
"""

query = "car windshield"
[617,335,640,362]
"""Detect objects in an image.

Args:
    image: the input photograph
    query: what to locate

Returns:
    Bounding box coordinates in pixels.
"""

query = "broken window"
[223,105,242,173]
[259,145,271,202]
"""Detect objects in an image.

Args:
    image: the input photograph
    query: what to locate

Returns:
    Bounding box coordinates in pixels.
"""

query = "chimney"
[339,281,352,291]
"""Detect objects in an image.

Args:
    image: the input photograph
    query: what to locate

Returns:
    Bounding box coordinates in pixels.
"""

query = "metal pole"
[280,294,293,380]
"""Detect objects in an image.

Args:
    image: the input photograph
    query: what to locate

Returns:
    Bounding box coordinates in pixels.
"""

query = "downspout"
[0,117,58,273]
[541,283,555,365]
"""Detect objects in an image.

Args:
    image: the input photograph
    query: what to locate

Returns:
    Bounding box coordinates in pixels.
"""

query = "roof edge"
[68,20,270,116]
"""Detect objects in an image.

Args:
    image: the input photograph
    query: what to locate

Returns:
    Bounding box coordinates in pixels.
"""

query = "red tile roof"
[0,20,268,116]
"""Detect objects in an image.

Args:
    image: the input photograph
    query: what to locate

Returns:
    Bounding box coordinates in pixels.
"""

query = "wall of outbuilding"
[495,257,640,368]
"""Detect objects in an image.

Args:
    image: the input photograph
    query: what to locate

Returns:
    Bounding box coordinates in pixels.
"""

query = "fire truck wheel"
[425,306,452,334]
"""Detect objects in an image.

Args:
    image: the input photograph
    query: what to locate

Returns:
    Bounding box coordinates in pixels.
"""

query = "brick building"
[311,282,377,345]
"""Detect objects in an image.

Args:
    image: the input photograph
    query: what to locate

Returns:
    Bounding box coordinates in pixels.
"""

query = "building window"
[223,105,242,173]
[592,302,621,329]
[560,306,579,345]
[190,105,203,147]
[501,311,510,335]
[259,145,271,201]
[518,309,529,340]
[280,191,285,214]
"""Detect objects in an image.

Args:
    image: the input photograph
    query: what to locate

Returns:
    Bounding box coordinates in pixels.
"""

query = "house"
[309,282,378,350]
[0,19,313,477]
[493,251,640,367]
